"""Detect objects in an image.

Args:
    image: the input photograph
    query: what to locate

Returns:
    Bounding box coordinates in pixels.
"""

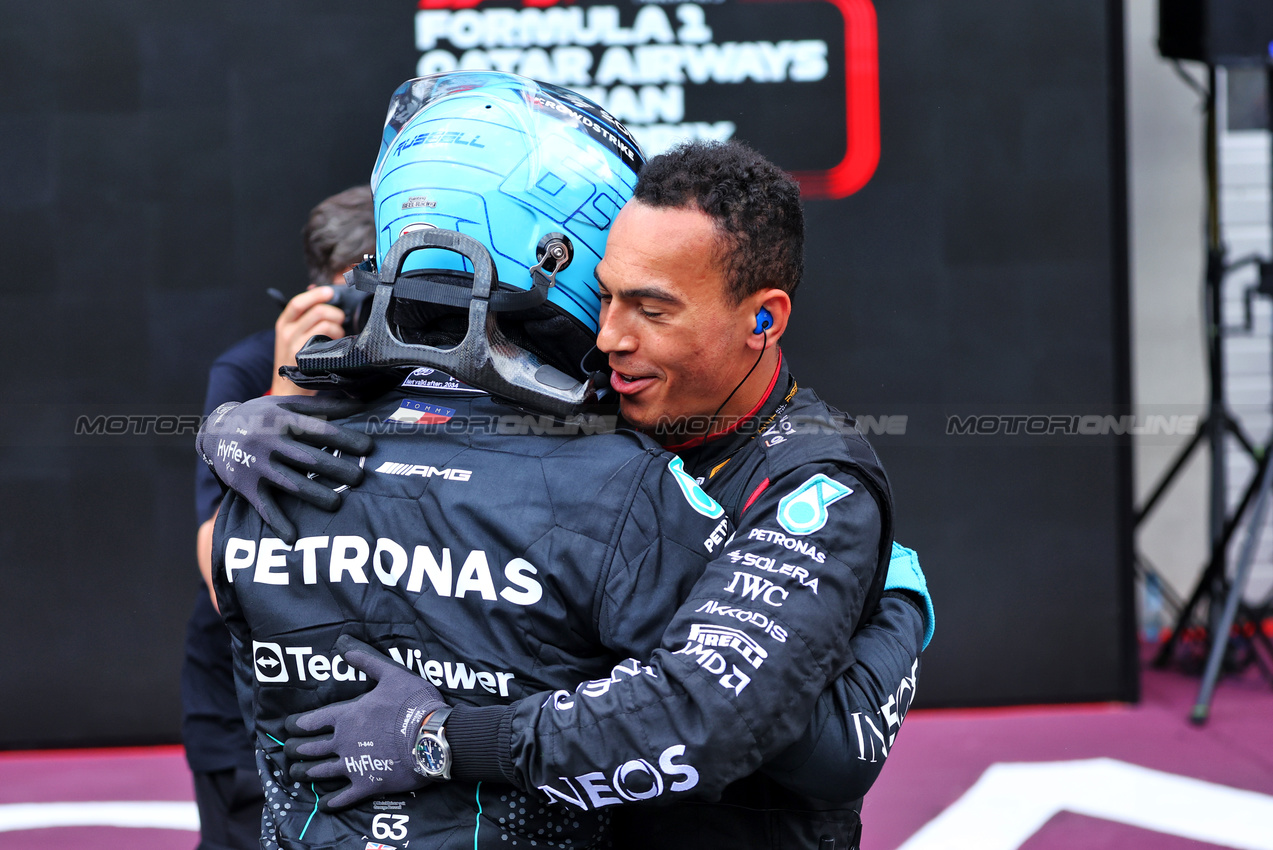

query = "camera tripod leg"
[1191,450,1273,724]
[1154,446,1269,668]
[1135,425,1206,528]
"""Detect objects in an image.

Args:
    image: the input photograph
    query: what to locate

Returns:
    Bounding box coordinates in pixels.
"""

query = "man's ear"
[745,289,792,351]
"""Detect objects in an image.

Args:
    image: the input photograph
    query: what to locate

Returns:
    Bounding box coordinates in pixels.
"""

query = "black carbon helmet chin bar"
[283,228,604,417]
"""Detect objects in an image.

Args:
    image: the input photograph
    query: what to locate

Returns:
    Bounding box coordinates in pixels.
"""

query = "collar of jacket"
[666,351,797,472]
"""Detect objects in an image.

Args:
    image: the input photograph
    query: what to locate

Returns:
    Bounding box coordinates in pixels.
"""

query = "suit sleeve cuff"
[446,704,516,784]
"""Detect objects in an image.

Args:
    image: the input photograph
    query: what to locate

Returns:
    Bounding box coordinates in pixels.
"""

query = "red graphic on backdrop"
[415,0,879,199]
[420,0,563,7]
[787,0,878,198]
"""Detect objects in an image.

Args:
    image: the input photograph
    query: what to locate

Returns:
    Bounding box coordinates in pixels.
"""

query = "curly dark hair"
[633,140,803,303]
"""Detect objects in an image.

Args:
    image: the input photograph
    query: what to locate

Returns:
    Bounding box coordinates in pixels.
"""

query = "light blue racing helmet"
[287,72,645,415]
[371,71,643,335]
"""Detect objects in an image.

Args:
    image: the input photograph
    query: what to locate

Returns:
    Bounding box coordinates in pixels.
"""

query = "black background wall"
[0,0,1132,748]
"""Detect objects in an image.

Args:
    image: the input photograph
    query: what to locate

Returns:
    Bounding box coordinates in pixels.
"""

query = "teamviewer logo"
[253,641,288,683]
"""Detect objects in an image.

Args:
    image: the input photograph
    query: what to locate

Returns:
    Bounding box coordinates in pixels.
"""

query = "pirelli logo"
[375,461,473,481]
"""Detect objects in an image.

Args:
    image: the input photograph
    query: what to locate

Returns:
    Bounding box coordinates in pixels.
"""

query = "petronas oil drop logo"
[777,474,852,535]
[667,456,724,519]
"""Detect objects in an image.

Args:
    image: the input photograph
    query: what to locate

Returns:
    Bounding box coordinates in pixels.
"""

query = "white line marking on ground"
[897,758,1273,850]
[0,801,198,832]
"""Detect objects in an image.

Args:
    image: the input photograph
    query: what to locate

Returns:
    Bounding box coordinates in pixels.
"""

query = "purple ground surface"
[0,745,195,850]
[0,662,1268,850]
[861,661,1273,850]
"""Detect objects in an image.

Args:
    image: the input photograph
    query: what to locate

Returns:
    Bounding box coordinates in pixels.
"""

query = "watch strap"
[421,705,454,735]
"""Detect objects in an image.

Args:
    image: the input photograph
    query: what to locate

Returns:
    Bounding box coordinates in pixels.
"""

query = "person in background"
[181,185,374,850]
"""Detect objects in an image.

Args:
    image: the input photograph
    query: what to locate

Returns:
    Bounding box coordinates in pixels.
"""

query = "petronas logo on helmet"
[776,474,852,536]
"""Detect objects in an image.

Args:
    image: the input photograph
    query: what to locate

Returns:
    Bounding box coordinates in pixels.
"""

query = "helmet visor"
[369,72,644,193]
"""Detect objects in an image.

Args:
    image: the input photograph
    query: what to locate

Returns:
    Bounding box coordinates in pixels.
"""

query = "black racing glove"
[195,395,374,544]
[283,635,449,811]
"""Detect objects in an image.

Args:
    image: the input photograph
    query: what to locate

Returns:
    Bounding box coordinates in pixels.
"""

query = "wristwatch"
[413,706,454,780]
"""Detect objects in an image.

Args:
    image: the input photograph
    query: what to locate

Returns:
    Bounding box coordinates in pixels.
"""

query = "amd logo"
[672,642,753,696]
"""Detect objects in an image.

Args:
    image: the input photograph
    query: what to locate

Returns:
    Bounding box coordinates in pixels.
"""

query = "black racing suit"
[449,354,911,849]
[619,354,911,848]
[218,358,924,849]
[214,386,735,849]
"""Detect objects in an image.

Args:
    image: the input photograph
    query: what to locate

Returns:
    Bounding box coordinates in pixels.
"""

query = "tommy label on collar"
[390,399,456,425]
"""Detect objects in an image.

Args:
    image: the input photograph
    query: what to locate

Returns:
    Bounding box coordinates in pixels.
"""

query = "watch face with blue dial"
[416,735,447,774]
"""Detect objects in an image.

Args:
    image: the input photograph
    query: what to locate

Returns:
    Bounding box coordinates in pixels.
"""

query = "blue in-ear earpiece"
[753,307,773,335]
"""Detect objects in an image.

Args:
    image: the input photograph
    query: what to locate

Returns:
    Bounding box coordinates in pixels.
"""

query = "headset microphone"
[754,307,773,335]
